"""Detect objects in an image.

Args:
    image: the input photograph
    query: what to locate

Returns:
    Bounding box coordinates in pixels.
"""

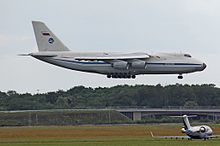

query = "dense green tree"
[0,84,220,110]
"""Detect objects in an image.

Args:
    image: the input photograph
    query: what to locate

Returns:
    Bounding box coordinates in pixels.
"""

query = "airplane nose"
[202,63,207,70]
[197,63,207,71]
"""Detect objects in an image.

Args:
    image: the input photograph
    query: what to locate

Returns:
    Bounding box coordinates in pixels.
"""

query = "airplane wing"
[74,53,150,61]
[150,132,190,139]
[208,135,220,139]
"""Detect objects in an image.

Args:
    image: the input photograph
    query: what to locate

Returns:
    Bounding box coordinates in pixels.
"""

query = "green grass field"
[0,125,220,146]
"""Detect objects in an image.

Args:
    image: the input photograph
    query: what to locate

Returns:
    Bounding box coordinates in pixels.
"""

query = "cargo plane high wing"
[25,21,206,79]
[150,115,220,140]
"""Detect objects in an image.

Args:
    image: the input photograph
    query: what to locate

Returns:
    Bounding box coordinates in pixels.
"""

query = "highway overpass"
[1,107,220,121]
[116,107,220,121]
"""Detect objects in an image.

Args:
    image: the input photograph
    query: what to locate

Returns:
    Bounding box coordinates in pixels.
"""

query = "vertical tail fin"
[32,21,69,52]
[182,115,191,129]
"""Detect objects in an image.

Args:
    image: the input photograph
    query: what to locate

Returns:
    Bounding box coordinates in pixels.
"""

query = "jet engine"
[112,61,129,70]
[200,126,206,133]
[131,60,147,69]
[181,127,186,133]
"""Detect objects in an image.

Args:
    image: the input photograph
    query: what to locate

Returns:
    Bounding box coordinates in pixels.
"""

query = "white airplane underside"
[28,21,206,79]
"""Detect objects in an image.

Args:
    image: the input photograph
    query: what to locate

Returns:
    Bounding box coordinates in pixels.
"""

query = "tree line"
[0,84,219,110]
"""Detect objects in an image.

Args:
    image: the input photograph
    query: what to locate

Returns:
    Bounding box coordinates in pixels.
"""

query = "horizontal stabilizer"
[18,54,30,56]
[30,54,57,57]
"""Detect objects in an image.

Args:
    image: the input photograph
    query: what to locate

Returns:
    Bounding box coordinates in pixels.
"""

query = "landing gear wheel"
[107,74,111,78]
[178,74,183,79]
[131,75,136,79]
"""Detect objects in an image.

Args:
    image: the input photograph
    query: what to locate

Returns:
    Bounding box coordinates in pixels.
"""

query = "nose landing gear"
[178,74,183,79]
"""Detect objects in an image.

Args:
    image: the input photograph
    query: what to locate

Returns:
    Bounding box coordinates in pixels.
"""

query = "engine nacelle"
[131,60,147,69]
[112,61,129,70]
[181,128,186,133]
[200,126,206,133]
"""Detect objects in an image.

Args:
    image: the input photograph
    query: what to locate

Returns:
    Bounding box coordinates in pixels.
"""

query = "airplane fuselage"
[31,51,206,79]
[184,125,213,139]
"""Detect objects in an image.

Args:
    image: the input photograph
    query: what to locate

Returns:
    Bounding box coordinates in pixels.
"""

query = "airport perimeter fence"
[0,106,220,126]
[0,109,131,126]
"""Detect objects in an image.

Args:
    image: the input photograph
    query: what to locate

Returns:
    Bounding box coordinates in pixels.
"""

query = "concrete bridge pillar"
[133,112,141,121]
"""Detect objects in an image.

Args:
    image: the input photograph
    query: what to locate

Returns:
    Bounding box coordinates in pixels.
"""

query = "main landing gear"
[178,74,183,79]
[106,73,136,79]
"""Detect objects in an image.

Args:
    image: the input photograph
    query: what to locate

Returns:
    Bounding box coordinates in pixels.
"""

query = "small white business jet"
[151,115,219,140]
[26,21,206,79]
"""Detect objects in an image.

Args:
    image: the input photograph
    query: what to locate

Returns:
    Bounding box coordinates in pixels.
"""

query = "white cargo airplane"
[151,115,219,140]
[26,21,206,79]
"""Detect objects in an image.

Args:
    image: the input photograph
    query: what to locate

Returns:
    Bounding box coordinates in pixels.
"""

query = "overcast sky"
[0,0,220,93]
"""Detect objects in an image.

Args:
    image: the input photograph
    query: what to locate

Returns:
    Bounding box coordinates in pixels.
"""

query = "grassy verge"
[0,125,220,146]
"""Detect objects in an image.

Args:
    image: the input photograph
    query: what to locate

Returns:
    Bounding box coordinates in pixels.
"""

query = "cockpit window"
[184,54,192,58]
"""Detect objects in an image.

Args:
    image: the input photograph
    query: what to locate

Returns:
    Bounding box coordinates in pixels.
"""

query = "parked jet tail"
[182,115,191,129]
[32,21,69,52]
[170,115,197,129]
